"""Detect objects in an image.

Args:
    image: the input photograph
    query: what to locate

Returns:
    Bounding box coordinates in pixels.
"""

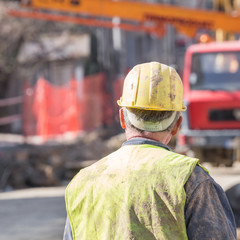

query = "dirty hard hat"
[117,62,187,111]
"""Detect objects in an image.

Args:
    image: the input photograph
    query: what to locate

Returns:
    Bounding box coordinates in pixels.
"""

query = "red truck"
[178,41,240,166]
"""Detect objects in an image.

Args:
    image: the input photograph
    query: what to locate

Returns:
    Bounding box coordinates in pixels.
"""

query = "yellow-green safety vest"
[65,144,200,240]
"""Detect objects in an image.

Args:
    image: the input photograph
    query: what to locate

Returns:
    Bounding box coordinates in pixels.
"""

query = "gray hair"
[123,107,181,133]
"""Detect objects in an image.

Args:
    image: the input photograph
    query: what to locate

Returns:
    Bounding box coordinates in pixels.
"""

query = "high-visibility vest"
[65,144,200,240]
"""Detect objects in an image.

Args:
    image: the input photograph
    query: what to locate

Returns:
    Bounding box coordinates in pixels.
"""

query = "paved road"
[0,186,66,240]
[0,163,240,240]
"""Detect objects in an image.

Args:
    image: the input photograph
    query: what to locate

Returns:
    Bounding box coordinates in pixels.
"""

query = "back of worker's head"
[122,108,181,132]
[117,61,186,133]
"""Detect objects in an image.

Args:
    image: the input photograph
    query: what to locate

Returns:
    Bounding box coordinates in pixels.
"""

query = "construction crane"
[8,0,240,38]
[214,0,240,40]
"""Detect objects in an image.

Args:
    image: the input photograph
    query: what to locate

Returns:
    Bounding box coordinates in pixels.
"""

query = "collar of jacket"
[122,137,171,151]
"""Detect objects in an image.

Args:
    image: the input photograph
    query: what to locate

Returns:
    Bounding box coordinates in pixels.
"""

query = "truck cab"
[179,41,240,166]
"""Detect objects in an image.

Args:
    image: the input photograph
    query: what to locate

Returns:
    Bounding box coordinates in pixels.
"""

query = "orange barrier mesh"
[23,73,114,140]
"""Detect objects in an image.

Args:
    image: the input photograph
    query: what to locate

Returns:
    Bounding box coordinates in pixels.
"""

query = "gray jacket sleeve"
[185,166,237,240]
[63,216,73,240]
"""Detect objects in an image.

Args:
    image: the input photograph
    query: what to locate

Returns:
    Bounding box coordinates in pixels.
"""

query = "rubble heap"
[0,127,125,191]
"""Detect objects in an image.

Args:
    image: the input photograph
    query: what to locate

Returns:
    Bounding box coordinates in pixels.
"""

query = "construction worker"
[63,62,236,240]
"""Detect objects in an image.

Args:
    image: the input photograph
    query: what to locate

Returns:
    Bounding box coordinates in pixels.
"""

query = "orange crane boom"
[8,0,240,37]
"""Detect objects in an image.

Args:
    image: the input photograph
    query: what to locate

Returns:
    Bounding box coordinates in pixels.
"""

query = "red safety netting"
[23,73,114,140]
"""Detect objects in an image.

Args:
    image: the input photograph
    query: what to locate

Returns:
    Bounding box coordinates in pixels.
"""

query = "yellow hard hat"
[117,62,187,111]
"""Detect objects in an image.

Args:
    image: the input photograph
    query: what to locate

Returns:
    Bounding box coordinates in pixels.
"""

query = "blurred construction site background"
[0,0,240,239]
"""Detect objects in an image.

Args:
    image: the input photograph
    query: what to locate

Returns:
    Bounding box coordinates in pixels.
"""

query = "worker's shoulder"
[189,165,212,184]
[69,149,118,181]
[185,165,217,197]
[166,149,200,166]
[66,155,109,192]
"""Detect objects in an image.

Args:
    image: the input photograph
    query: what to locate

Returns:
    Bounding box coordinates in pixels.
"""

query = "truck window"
[190,52,240,91]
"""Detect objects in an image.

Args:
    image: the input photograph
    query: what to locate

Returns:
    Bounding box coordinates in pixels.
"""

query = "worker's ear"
[171,116,182,136]
[119,108,126,129]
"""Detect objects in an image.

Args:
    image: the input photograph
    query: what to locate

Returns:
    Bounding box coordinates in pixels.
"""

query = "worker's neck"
[126,130,172,145]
